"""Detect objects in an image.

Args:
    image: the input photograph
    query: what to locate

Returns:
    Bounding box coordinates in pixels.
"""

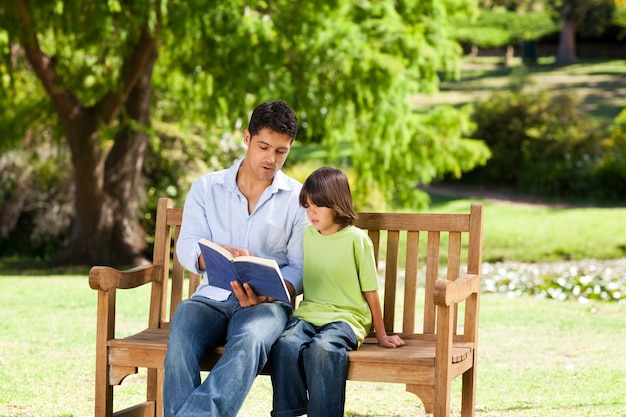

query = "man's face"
[243,128,292,182]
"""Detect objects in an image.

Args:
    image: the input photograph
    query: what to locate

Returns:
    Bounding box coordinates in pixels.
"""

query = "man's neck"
[236,162,273,213]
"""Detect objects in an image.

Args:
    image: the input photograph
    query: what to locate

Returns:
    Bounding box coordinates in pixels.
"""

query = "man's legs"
[172,298,290,417]
[163,296,230,417]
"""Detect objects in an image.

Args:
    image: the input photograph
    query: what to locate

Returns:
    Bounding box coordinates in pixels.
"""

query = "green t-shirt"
[294,224,379,344]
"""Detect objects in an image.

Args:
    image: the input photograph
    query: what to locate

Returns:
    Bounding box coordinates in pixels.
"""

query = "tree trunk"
[14,1,161,266]
[557,19,577,66]
[51,48,157,266]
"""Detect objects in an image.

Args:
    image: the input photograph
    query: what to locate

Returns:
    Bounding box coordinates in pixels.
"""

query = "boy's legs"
[270,318,315,417]
[304,321,358,417]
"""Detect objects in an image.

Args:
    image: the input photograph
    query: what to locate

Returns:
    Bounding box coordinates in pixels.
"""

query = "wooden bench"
[89,197,484,417]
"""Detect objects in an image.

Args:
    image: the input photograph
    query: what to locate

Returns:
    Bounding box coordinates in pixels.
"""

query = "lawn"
[426,195,626,263]
[0,275,624,417]
[2,196,626,417]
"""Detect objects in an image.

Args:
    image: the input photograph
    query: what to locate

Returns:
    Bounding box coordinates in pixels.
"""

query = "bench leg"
[433,384,451,417]
[406,384,434,414]
[146,368,163,417]
[94,362,114,417]
[461,367,476,417]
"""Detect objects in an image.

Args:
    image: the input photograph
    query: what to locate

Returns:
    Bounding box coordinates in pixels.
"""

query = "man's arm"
[277,207,309,295]
[177,181,212,274]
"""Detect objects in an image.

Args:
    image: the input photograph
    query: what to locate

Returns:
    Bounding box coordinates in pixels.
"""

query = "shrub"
[464,90,616,201]
[593,109,626,201]
[0,144,73,259]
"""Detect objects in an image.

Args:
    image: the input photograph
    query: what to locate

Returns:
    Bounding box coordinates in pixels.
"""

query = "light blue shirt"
[176,158,309,300]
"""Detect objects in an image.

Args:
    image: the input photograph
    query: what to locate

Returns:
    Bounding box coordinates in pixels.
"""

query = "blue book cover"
[198,238,291,304]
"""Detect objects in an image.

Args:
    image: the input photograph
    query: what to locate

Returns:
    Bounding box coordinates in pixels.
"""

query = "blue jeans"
[163,294,291,417]
[270,318,358,417]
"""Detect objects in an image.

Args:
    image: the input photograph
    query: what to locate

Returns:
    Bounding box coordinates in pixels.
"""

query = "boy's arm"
[363,290,406,348]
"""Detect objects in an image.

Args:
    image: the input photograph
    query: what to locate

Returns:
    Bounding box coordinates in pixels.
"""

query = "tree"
[453,8,557,65]
[553,0,615,65]
[0,0,489,266]
[0,1,161,265]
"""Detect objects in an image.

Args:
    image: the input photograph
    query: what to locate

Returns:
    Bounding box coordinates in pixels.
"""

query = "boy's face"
[243,128,292,182]
[304,199,340,236]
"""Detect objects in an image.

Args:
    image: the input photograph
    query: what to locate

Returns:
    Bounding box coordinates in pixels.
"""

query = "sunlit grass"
[424,196,626,263]
[1,276,625,417]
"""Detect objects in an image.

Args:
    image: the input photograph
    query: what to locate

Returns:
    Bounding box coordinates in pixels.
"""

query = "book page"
[233,255,281,270]
[199,238,234,261]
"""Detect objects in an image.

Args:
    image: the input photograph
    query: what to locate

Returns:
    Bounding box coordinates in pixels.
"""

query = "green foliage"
[150,0,488,209]
[2,0,487,214]
[464,90,621,201]
[549,0,616,37]
[0,144,73,258]
[0,0,499,263]
[593,109,626,200]
[453,9,558,48]
[351,103,490,209]
[615,5,626,38]
[0,50,55,151]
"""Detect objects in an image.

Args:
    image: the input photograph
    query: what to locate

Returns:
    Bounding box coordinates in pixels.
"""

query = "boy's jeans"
[163,294,291,417]
[270,318,358,417]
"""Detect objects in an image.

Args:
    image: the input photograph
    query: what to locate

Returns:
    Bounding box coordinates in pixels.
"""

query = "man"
[164,100,309,417]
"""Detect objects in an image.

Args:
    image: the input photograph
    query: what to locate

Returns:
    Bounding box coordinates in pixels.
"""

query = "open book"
[198,238,291,304]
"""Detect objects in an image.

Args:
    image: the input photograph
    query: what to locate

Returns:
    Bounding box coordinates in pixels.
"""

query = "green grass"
[2,200,625,415]
[425,195,626,263]
[1,275,625,417]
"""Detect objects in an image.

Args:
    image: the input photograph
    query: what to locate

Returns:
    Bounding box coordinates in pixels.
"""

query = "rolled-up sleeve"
[278,203,308,295]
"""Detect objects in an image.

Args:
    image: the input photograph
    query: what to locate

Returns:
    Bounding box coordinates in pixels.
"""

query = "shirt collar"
[223,157,295,194]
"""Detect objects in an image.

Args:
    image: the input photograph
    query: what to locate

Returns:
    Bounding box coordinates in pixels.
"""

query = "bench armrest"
[433,273,480,306]
[89,264,162,292]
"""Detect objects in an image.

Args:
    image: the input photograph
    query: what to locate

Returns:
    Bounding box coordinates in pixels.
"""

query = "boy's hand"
[377,334,406,348]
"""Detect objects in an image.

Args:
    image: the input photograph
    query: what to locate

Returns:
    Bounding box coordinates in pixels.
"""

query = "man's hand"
[221,244,253,258]
[230,281,275,307]
[197,245,253,271]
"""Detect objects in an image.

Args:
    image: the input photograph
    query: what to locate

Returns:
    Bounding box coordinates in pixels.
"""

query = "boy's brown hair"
[299,167,357,228]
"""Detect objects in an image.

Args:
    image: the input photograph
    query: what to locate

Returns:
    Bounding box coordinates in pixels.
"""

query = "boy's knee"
[308,338,336,357]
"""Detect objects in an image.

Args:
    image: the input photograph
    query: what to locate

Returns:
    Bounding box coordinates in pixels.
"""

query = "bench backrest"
[148,198,483,338]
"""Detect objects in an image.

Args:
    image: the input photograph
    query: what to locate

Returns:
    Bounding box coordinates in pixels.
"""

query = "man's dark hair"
[247,100,298,141]
[299,167,357,228]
